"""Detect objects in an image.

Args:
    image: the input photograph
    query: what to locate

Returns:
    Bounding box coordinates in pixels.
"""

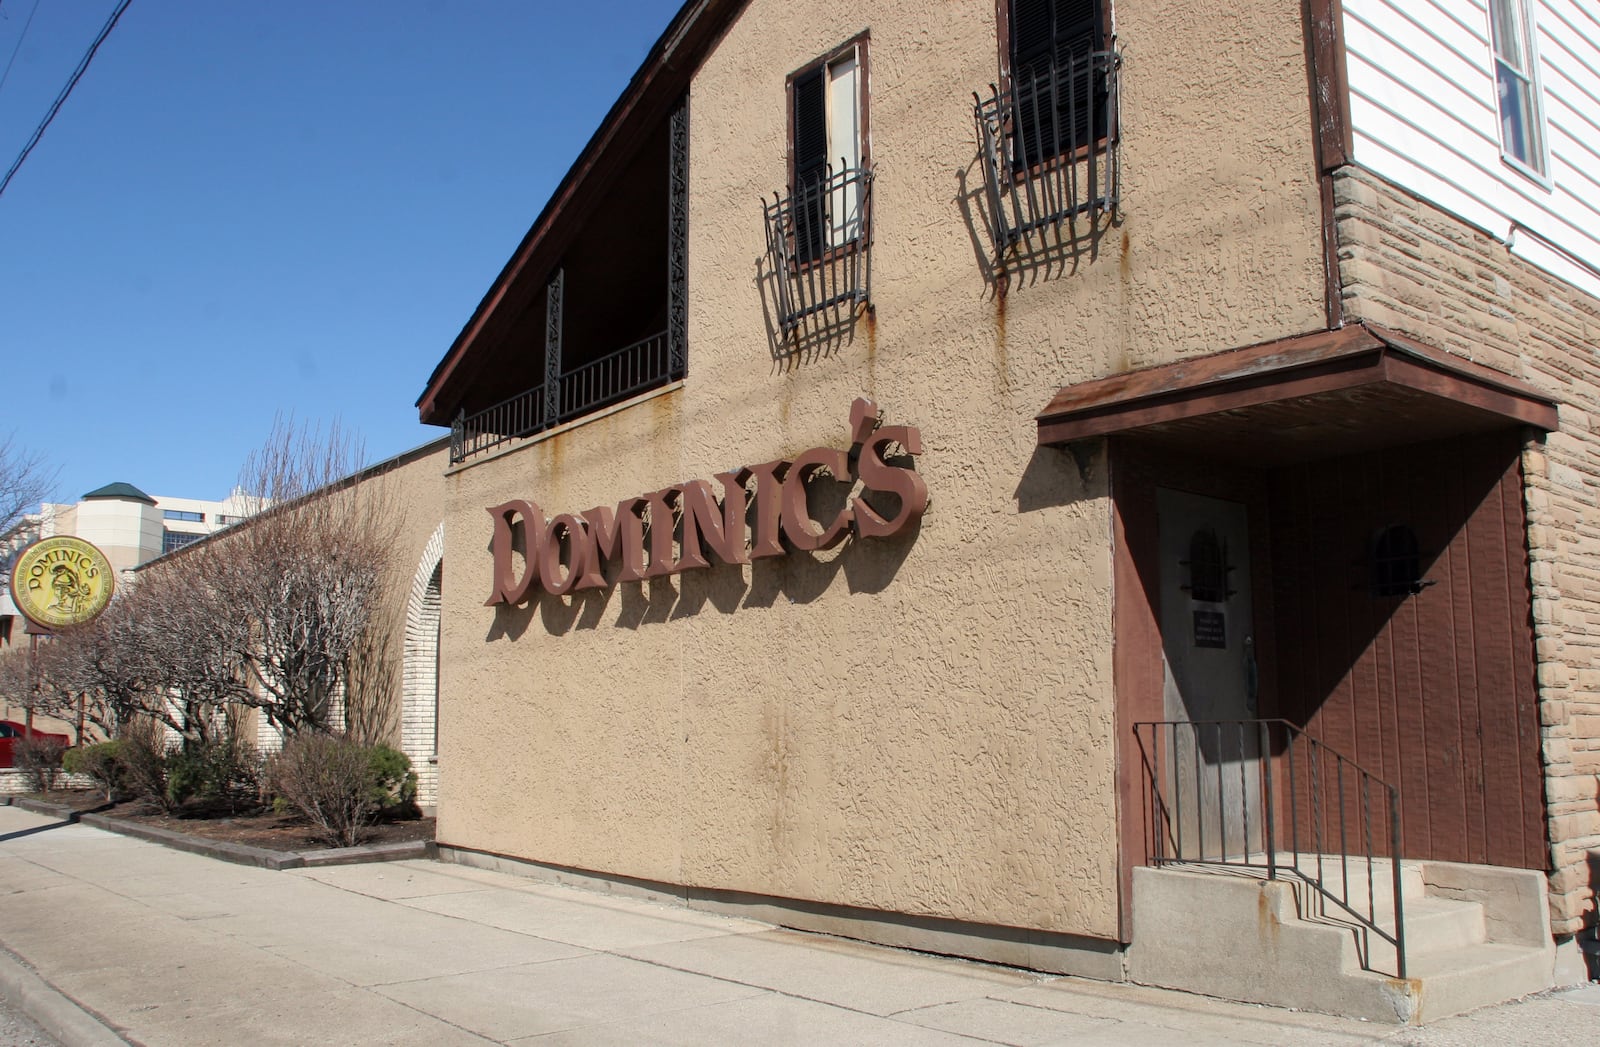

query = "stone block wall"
[1333,164,1600,936]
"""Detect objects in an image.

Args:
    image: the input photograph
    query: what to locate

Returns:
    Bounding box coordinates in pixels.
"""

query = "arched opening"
[402,524,444,810]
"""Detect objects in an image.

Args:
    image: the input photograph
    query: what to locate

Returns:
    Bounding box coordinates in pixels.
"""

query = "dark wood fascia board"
[1363,320,1560,408]
[1038,347,1390,446]
[1307,0,1353,171]
[1037,325,1377,424]
[1036,322,1560,447]
[416,0,747,425]
[1307,0,1353,326]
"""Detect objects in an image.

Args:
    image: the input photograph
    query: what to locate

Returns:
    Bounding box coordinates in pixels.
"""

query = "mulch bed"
[22,789,434,853]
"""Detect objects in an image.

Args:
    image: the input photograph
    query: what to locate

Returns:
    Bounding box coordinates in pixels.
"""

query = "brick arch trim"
[401,522,444,809]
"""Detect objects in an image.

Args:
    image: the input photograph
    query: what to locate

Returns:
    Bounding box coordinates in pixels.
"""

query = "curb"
[5,797,434,870]
[0,945,129,1047]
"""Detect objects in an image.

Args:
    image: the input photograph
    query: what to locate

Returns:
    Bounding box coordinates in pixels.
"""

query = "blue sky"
[0,0,680,505]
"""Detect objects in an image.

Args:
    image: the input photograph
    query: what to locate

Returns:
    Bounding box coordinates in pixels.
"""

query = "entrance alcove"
[1035,322,1561,938]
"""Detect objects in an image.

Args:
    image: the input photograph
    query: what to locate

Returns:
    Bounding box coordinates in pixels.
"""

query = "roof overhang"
[415,0,747,426]
[1036,323,1559,466]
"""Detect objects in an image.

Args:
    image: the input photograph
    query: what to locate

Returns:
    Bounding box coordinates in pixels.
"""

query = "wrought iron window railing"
[974,49,1121,255]
[762,163,874,336]
[450,330,677,465]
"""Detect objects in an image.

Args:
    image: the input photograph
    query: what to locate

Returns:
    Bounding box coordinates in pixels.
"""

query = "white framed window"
[1487,0,1549,180]
[789,35,868,259]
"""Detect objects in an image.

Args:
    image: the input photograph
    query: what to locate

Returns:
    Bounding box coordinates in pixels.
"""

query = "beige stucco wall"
[1334,165,1600,937]
[436,0,1325,942]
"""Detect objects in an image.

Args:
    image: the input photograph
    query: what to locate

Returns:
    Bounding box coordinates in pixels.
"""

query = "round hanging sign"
[7,536,116,630]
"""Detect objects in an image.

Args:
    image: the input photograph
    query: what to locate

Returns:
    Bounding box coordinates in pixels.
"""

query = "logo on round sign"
[8,536,116,630]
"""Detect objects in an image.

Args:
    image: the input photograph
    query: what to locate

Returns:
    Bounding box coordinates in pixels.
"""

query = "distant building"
[0,482,266,644]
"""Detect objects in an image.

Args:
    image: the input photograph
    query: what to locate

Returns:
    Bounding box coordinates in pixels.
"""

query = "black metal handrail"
[762,163,874,336]
[450,330,676,465]
[974,49,1120,255]
[1133,718,1407,979]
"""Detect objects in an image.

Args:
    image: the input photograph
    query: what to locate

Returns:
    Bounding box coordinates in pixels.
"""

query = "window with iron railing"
[974,47,1120,258]
[762,36,875,339]
[763,163,874,337]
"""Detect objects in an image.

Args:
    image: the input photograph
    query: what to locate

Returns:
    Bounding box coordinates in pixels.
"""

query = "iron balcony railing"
[1133,718,1407,979]
[450,330,676,465]
[974,49,1121,255]
[763,163,874,336]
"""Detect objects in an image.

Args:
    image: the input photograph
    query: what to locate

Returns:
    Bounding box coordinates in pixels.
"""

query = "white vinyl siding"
[1343,0,1600,296]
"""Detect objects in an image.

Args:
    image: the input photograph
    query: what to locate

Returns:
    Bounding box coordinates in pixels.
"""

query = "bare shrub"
[267,734,382,847]
[116,719,175,811]
[342,629,399,746]
[15,734,66,793]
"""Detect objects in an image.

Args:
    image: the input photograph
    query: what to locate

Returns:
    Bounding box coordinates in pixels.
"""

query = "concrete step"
[1270,852,1426,909]
[1128,863,1555,1025]
[1404,941,1556,1025]
[1361,896,1486,973]
[1380,896,1486,955]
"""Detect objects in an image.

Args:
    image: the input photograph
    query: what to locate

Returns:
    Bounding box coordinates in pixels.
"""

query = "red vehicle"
[0,720,71,769]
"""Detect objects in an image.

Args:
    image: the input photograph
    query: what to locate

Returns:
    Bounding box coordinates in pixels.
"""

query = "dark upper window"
[163,509,204,522]
[1007,0,1107,165]
[789,36,868,263]
[162,530,202,555]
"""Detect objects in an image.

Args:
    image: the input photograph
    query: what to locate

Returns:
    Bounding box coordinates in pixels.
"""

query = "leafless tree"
[0,434,55,584]
[29,560,246,746]
[0,434,52,539]
[0,644,38,716]
[184,418,403,737]
[16,419,403,748]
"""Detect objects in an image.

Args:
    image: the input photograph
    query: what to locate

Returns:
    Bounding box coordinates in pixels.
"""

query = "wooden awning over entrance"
[1036,323,1559,465]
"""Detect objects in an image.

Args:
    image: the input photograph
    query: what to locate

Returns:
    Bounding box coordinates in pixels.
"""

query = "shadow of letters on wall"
[484,398,926,637]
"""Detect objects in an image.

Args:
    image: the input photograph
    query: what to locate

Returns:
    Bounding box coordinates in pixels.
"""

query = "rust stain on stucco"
[864,308,878,397]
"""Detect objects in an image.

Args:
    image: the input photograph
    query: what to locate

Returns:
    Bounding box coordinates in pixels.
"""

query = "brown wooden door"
[1267,431,1545,869]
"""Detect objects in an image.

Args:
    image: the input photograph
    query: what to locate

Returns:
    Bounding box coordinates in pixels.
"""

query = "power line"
[0,0,132,201]
[0,0,44,102]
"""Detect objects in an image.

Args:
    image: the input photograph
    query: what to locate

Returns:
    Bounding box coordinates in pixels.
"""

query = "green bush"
[63,741,124,801]
[164,734,262,812]
[364,743,418,814]
[267,735,415,848]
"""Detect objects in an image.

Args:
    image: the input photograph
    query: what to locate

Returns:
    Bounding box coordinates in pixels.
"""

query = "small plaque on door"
[1193,609,1226,649]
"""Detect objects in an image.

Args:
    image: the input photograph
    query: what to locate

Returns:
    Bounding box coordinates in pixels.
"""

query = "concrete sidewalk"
[0,806,1595,1046]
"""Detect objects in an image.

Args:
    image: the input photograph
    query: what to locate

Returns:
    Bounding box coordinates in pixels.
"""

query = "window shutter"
[1012,0,1099,76]
[793,68,828,188]
[1010,0,1106,166]
[792,66,828,262]
[1012,0,1056,77]
[1053,0,1099,65]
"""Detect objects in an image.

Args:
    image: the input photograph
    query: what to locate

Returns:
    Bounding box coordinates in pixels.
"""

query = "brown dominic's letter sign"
[485,398,927,604]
